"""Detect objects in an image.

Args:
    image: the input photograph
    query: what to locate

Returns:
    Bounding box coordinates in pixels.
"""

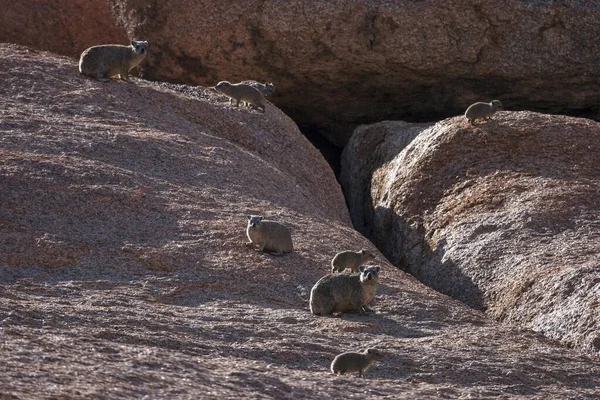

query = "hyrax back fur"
[79,41,148,82]
[242,81,275,97]
[310,266,381,315]
[215,81,266,113]
[465,100,503,125]
[331,249,375,273]
[331,348,384,378]
[246,215,293,255]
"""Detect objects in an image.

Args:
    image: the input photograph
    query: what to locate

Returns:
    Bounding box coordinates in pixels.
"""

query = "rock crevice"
[341,112,600,353]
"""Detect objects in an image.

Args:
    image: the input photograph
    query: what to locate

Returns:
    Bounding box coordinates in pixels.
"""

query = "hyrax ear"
[374,266,381,273]
[359,266,366,273]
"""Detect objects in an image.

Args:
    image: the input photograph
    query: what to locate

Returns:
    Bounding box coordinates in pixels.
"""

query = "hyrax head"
[359,265,381,283]
[360,249,376,261]
[247,215,263,228]
[265,83,275,95]
[131,40,148,56]
[490,100,503,111]
[364,348,384,360]
[215,81,231,91]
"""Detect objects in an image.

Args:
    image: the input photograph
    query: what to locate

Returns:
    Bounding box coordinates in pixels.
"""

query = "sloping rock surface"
[341,112,600,353]
[1,45,600,398]
[0,0,127,58]
[109,0,600,145]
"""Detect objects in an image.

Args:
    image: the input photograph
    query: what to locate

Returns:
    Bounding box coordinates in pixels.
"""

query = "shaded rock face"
[109,0,600,146]
[0,0,127,58]
[341,112,600,353]
[3,44,600,398]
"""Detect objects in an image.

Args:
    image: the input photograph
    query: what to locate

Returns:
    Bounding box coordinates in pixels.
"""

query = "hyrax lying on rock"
[331,249,375,273]
[331,348,384,378]
[465,100,503,125]
[246,215,293,255]
[215,81,266,113]
[79,41,148,82]
[310,266,381,315]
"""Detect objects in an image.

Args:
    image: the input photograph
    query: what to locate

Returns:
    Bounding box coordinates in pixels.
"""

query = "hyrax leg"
[95,70,110,82]
[361,305,374,313]
[120,69,132,83]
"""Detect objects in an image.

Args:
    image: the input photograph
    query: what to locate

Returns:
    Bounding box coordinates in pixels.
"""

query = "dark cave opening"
[298,124,343,178]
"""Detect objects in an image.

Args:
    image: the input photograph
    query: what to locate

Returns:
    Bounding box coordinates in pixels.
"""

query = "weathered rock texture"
[341,112,600,354]
[2,44,600,398]
[109,0,600,146]
[0,0,127,57]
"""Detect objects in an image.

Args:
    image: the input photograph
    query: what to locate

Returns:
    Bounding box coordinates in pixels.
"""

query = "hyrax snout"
[331,348,384,378]
[310,265,381,316]
[245,215,293,256]
[331,249,375,273]
[79,40,149,82]
[464,100,503,125]
[215,81,266,113]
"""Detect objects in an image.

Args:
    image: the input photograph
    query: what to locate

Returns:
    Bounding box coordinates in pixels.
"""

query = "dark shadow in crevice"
[298,123,343,178]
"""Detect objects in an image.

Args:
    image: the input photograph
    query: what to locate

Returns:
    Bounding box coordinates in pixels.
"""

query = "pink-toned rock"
[109,0,600,145]
[0,0,127,57]
[1,44,600,398]
[341,112,600,353]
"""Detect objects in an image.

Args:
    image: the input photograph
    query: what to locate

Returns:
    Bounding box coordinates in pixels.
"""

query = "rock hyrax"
[331,348,384,378]
[239,81,274,107]
[215,81,266,113]
[79,41,148,82]
[331,249,375,273]
[464,100,503,125]
[309,265,381,315]
[243,81,275,97]
[246,215,293,255]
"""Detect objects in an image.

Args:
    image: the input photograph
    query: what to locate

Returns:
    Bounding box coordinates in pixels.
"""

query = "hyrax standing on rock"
[215,81,266,113]
[331,349,384,378]
[246,215,293,255]
[79,41,148,82]
[465,100,503,125]
[310,265,381,315]
[331,249,375,273]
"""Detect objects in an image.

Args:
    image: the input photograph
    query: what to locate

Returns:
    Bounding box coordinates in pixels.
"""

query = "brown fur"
[331,249,375,273]
[242,81,275,97]
[310,266,380,315]
[215,81,266,113]
[245,215,293,255]
[79,41,148,82]
[330,349,384,378]
[465,100,503,125]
